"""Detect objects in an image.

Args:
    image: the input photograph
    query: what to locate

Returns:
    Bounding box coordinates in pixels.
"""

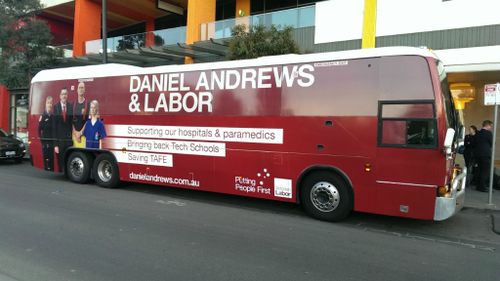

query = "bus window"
[378,101,437,148]
[406,120,436,145]
[379,56,434,101]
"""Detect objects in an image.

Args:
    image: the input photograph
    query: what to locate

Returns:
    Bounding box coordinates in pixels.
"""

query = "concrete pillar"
[361,0,377,49]
[145,18,155,47]
[185,0,216,63]
[73,0,102,57]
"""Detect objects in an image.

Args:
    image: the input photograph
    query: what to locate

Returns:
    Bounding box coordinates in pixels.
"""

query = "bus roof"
[31,46,437,83]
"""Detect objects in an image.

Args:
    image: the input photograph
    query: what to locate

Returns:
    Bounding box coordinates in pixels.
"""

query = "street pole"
[102,0,107,64]
[488,82,500,206]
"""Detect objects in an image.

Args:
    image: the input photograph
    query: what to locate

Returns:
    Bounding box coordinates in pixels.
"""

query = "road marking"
[359,226,496,252]
[155,199,186,207]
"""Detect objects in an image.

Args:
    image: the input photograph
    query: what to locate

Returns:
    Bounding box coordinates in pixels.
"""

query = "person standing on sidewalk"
[464,125,478,186]
[474,120,493,192]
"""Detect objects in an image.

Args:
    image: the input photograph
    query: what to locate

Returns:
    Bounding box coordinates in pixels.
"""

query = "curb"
[492,214,500,235]
[463,204,499,213]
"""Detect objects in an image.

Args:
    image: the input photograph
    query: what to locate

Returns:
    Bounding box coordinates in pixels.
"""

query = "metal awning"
[50,37,233,68]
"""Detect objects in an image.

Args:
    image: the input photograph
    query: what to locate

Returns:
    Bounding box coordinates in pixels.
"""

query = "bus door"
[374,100,440,218]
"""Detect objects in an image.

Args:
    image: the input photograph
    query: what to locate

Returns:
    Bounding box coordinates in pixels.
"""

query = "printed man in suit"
[53,87,73,172]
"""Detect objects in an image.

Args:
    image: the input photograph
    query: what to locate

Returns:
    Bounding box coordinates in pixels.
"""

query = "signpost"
[483,83,500,205]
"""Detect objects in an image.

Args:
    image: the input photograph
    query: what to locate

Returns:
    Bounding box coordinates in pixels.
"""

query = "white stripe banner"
[112,150,173,167]
[105,137,225,157]
[107,124,283,144]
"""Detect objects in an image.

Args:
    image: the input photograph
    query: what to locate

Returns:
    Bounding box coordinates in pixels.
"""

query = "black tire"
[92,153,120,188]
[300,171,353,221]
[14,157,23,164]
[66,151,91,184]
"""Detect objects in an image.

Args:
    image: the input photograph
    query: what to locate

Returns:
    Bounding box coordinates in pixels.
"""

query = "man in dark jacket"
[38,96,55,171]
[53,87,73,172]
[474,120,493,192]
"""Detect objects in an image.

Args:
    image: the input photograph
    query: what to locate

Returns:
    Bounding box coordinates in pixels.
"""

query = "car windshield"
[0,129,8,137]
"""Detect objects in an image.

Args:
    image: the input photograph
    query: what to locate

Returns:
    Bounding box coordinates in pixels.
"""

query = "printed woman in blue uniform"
[83,100,106,149]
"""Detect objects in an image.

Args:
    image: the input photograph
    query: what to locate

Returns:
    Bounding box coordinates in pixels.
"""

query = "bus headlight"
[437,185,449,197]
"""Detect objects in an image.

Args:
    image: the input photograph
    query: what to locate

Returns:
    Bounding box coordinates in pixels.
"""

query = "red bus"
[28,47,465,221]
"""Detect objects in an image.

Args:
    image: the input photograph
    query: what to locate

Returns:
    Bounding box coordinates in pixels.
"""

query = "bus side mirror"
[459,125,465,141]
[444,128,455,158]
[444,128,455,148]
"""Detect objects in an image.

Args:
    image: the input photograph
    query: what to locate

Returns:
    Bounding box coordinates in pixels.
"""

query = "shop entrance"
[9,88,29,153]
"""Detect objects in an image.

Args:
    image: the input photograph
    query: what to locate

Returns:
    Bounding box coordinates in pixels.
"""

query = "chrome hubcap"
[310,181,340,212]
[98,160,113,182]
[69,157,84,178]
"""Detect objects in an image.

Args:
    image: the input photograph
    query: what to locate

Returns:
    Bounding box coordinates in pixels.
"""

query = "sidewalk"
[463,186,500,234]
[464,186,500,210]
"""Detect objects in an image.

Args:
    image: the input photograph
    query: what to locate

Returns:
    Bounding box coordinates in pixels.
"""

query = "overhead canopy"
[54,38,229,67]
[40,0,187,31]
[436,45,500,74]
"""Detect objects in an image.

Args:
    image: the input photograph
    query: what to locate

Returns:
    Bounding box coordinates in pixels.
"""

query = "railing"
[201,5,315,41]
[85,26,186,55]
[83,6,315,54]
[52,44,73,58]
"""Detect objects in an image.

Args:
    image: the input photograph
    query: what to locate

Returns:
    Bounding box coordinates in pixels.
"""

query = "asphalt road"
[0,161,499,281]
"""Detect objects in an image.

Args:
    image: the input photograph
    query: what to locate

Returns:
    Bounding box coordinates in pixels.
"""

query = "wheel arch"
[296,165,354,204]
[64,148,112,175]
[92,151,121,188]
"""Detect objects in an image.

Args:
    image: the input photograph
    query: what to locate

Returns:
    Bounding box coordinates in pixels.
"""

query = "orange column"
[185,0,216,63]
[235,0,250,17]
[73,0,102,57]
[0,85,9,132]
[145,19,155,47]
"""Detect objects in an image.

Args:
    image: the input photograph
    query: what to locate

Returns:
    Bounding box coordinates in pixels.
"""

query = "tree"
[116,34,165,51]
[117,34,145,51]
[0,0,61,89]
[227,24,300,60]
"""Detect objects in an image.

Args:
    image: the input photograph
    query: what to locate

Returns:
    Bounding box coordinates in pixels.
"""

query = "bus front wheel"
[92,153,120,188]
[67,151,91,184]
[300,171,353,221]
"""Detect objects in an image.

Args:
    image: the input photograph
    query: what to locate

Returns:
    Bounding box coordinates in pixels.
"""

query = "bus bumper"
[433,167,466,221]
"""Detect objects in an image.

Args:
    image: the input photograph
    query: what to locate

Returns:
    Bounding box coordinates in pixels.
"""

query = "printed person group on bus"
[37,82,107,172]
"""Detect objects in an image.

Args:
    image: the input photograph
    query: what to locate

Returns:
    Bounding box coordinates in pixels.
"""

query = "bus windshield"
[437,61,459,132]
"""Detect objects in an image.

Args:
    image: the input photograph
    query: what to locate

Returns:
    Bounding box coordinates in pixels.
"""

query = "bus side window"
[406,120,436,145]
[378,101,437,148]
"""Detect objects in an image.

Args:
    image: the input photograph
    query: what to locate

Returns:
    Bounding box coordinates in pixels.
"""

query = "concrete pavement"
[10,159,500,238]
[464,185,500,235]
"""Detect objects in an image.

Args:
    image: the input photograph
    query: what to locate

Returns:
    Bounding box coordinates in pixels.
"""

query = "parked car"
[0,129,26,163]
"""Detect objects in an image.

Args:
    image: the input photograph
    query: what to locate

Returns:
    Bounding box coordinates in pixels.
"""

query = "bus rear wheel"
[67,151,91,184]
[300,171,353,221]
[92,153,120,188]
